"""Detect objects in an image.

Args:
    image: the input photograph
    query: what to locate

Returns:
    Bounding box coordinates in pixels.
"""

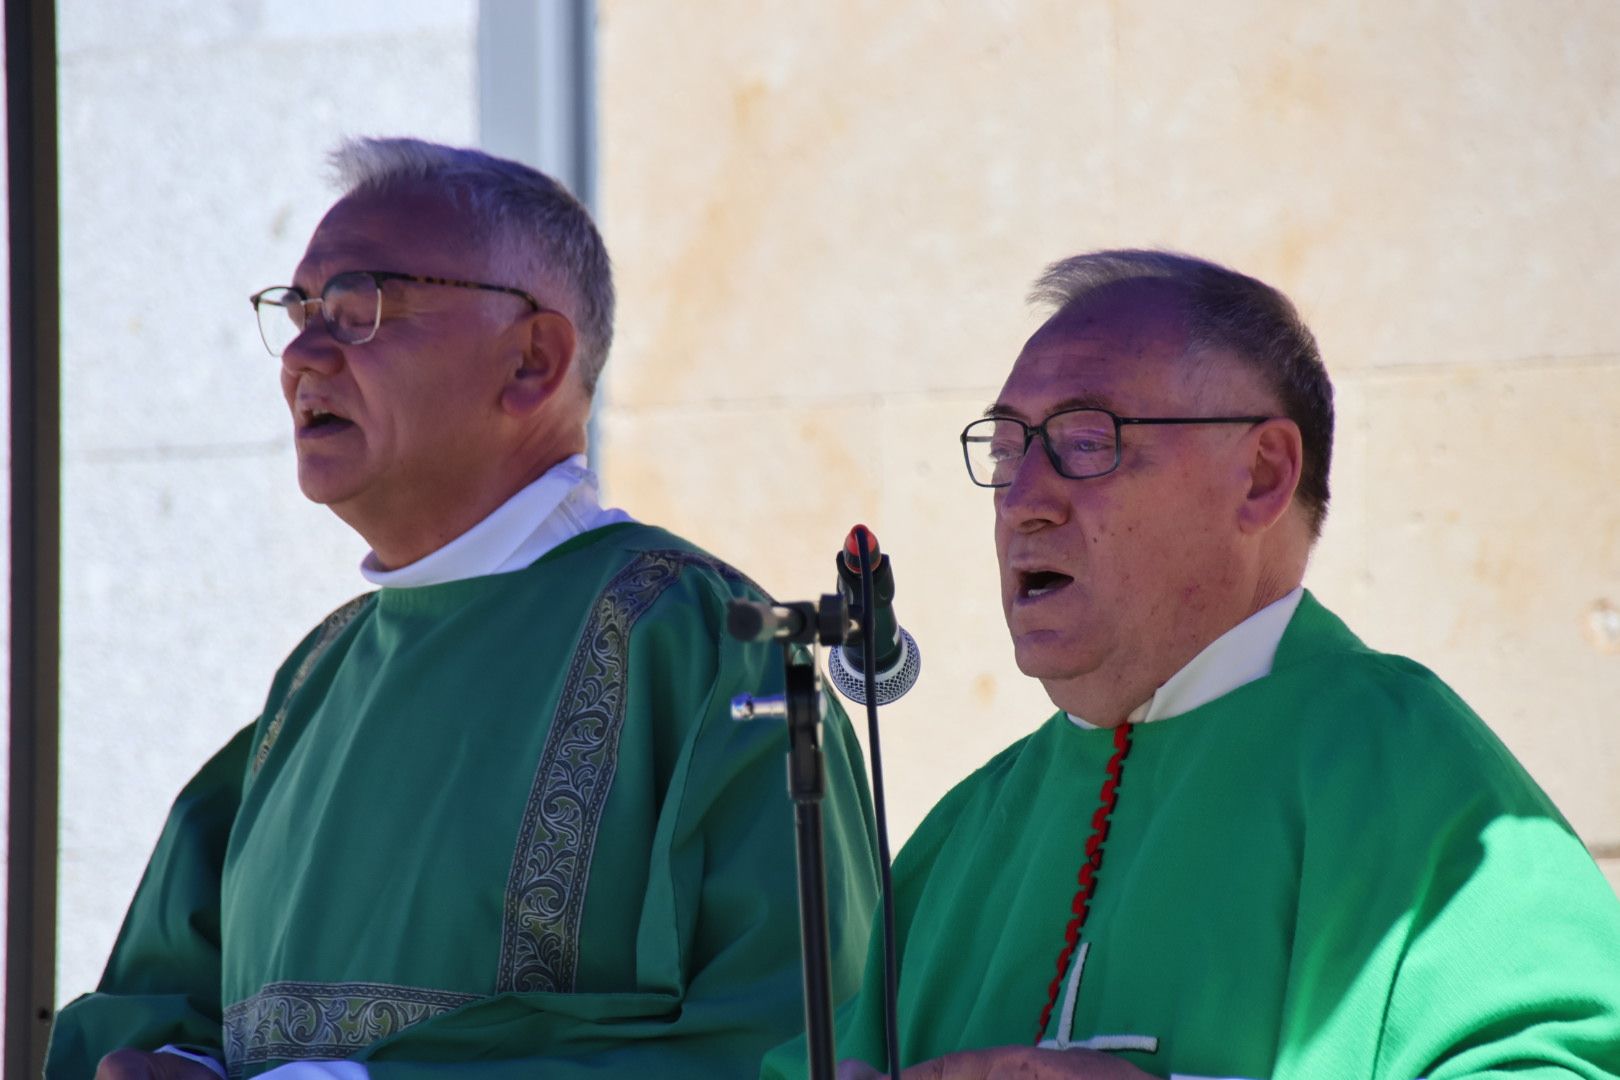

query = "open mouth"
[1018,569,1074,600]
[298,405,356,436]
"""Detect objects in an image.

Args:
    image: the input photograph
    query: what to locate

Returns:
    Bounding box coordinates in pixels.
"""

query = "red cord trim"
[1034,721,1133,1043]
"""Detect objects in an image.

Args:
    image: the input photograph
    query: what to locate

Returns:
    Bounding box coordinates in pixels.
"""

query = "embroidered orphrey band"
[222,980,479,1077]
[250,593,372,777]
[496,549,750,993]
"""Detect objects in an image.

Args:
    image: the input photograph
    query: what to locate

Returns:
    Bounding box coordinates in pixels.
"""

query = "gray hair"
[1030,249,1334,538]
[329,136,615,394]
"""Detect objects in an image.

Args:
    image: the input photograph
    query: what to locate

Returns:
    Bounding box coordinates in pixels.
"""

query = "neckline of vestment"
[1066,588,1303,729]
[1040,590,1370,749]
[360,453,630,588]
[369,520,647,615]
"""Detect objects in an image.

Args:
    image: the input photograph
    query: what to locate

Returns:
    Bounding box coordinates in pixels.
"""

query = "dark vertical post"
[6,0,61,1075]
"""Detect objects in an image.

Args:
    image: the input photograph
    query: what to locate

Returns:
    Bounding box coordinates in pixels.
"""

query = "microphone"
[827,525,922,705]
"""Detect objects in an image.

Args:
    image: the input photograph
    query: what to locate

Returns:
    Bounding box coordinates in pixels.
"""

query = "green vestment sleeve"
[45,722,256,1074]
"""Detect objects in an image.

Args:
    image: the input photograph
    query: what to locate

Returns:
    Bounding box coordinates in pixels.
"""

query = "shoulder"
[295,591,375,646]
[1272,593,1501,747]
[624,526,771,594]
[565,523,770,603]
[267,592,376,688]
[544,529,786,705]
[589,527,776,636]
[1268,598,1561,821]
[893,720,1054,878]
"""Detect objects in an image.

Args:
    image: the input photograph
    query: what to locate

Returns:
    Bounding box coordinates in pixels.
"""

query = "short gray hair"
[1030,249,1334,538]
[330,136,615,394]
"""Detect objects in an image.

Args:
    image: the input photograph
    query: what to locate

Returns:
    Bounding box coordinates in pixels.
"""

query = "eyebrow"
[982,395,1117,421]
[290,262,341,294]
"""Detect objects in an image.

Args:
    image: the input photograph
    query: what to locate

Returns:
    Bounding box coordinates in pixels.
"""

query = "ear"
[1237,418,1303,534]
[500,310,578,418]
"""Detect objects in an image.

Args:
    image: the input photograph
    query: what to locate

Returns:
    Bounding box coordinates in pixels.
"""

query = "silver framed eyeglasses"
[248,270,544,357]
[960,407,1276,487]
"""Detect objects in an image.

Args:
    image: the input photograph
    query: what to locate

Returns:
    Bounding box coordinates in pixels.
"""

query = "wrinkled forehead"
[996,279,1201,417]
[294,182,490,289]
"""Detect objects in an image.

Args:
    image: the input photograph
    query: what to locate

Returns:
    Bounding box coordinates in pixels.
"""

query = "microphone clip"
[726,593,854,648]
[727,593,852,729]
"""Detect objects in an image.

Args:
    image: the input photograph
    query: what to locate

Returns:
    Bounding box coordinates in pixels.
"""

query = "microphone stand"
[729,594,852,1080]
[850,531,904,1080]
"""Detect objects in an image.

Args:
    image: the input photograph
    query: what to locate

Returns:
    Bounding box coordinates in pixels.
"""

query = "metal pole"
[6,0,62,1074]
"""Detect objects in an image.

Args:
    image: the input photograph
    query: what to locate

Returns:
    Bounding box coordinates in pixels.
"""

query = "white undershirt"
[1068,588,1304,730]
[157,456,630,1079]
[360,454,633,587]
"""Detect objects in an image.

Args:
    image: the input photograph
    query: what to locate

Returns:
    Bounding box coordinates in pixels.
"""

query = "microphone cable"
[853,528,903,1080]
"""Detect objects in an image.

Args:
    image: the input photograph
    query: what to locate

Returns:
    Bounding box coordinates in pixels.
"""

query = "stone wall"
[595,1,1620,889]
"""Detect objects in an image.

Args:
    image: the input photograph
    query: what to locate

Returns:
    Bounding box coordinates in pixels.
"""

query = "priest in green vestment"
[48,138,879,1080]
[765,251,1620,1080]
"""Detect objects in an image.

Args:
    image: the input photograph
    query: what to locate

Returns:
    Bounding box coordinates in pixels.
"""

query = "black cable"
[855,530,903,1080]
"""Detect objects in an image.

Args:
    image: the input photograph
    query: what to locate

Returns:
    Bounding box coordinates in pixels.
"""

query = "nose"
[279,315,344,379]
[995,438,1070,533]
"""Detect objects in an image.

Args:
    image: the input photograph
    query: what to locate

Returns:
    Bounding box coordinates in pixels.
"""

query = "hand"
[838,1045,1154,1080]
[96,1048,220,1079]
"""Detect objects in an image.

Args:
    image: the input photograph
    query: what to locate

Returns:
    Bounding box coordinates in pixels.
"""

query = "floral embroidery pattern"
[222,980,478,1076]
[251,594,371,777]
[496,550,749,992]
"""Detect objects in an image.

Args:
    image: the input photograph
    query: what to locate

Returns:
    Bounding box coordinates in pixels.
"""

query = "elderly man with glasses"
[47,138,879,1080]
[768,251,1620,1080]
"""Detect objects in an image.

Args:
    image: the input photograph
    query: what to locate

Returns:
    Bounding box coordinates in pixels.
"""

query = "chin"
[1010,633,1094,682]
[295,464,363,509]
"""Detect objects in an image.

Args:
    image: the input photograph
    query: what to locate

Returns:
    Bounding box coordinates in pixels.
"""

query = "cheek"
[1112,504,1230,602]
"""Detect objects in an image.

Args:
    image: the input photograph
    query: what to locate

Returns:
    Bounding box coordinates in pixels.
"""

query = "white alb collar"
[360,455,631,589]
[1068,588,1304,729]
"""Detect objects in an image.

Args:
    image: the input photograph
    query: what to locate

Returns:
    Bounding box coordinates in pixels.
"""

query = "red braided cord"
[1034,721,1133,1043]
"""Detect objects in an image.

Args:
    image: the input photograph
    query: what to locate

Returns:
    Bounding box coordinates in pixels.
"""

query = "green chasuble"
[49,523,880,1078]
[767,592,1620,1080]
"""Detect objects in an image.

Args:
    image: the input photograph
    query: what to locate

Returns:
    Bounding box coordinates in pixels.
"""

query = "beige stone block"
[599,0,1115,411]
[1601,858,1620,899]
[1301,372,1372,628]
[1110,1,1620,371]
[600,398,882,601]
[1352,362,1620,847]
[594,0,1620,857]
[601,0,1620,409]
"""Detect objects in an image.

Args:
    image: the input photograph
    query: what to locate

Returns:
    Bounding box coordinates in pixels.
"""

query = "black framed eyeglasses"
[248,270,545,357]
[960,407,1276,487]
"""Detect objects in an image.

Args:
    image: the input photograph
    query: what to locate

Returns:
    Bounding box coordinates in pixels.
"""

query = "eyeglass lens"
[254,272,383,356]
[963,410,1119,485]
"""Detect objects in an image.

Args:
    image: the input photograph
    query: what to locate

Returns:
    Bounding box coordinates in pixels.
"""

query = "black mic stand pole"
[729,595,852,1080]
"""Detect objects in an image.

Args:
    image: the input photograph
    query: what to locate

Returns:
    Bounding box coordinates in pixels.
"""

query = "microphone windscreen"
[827,627,921,705]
